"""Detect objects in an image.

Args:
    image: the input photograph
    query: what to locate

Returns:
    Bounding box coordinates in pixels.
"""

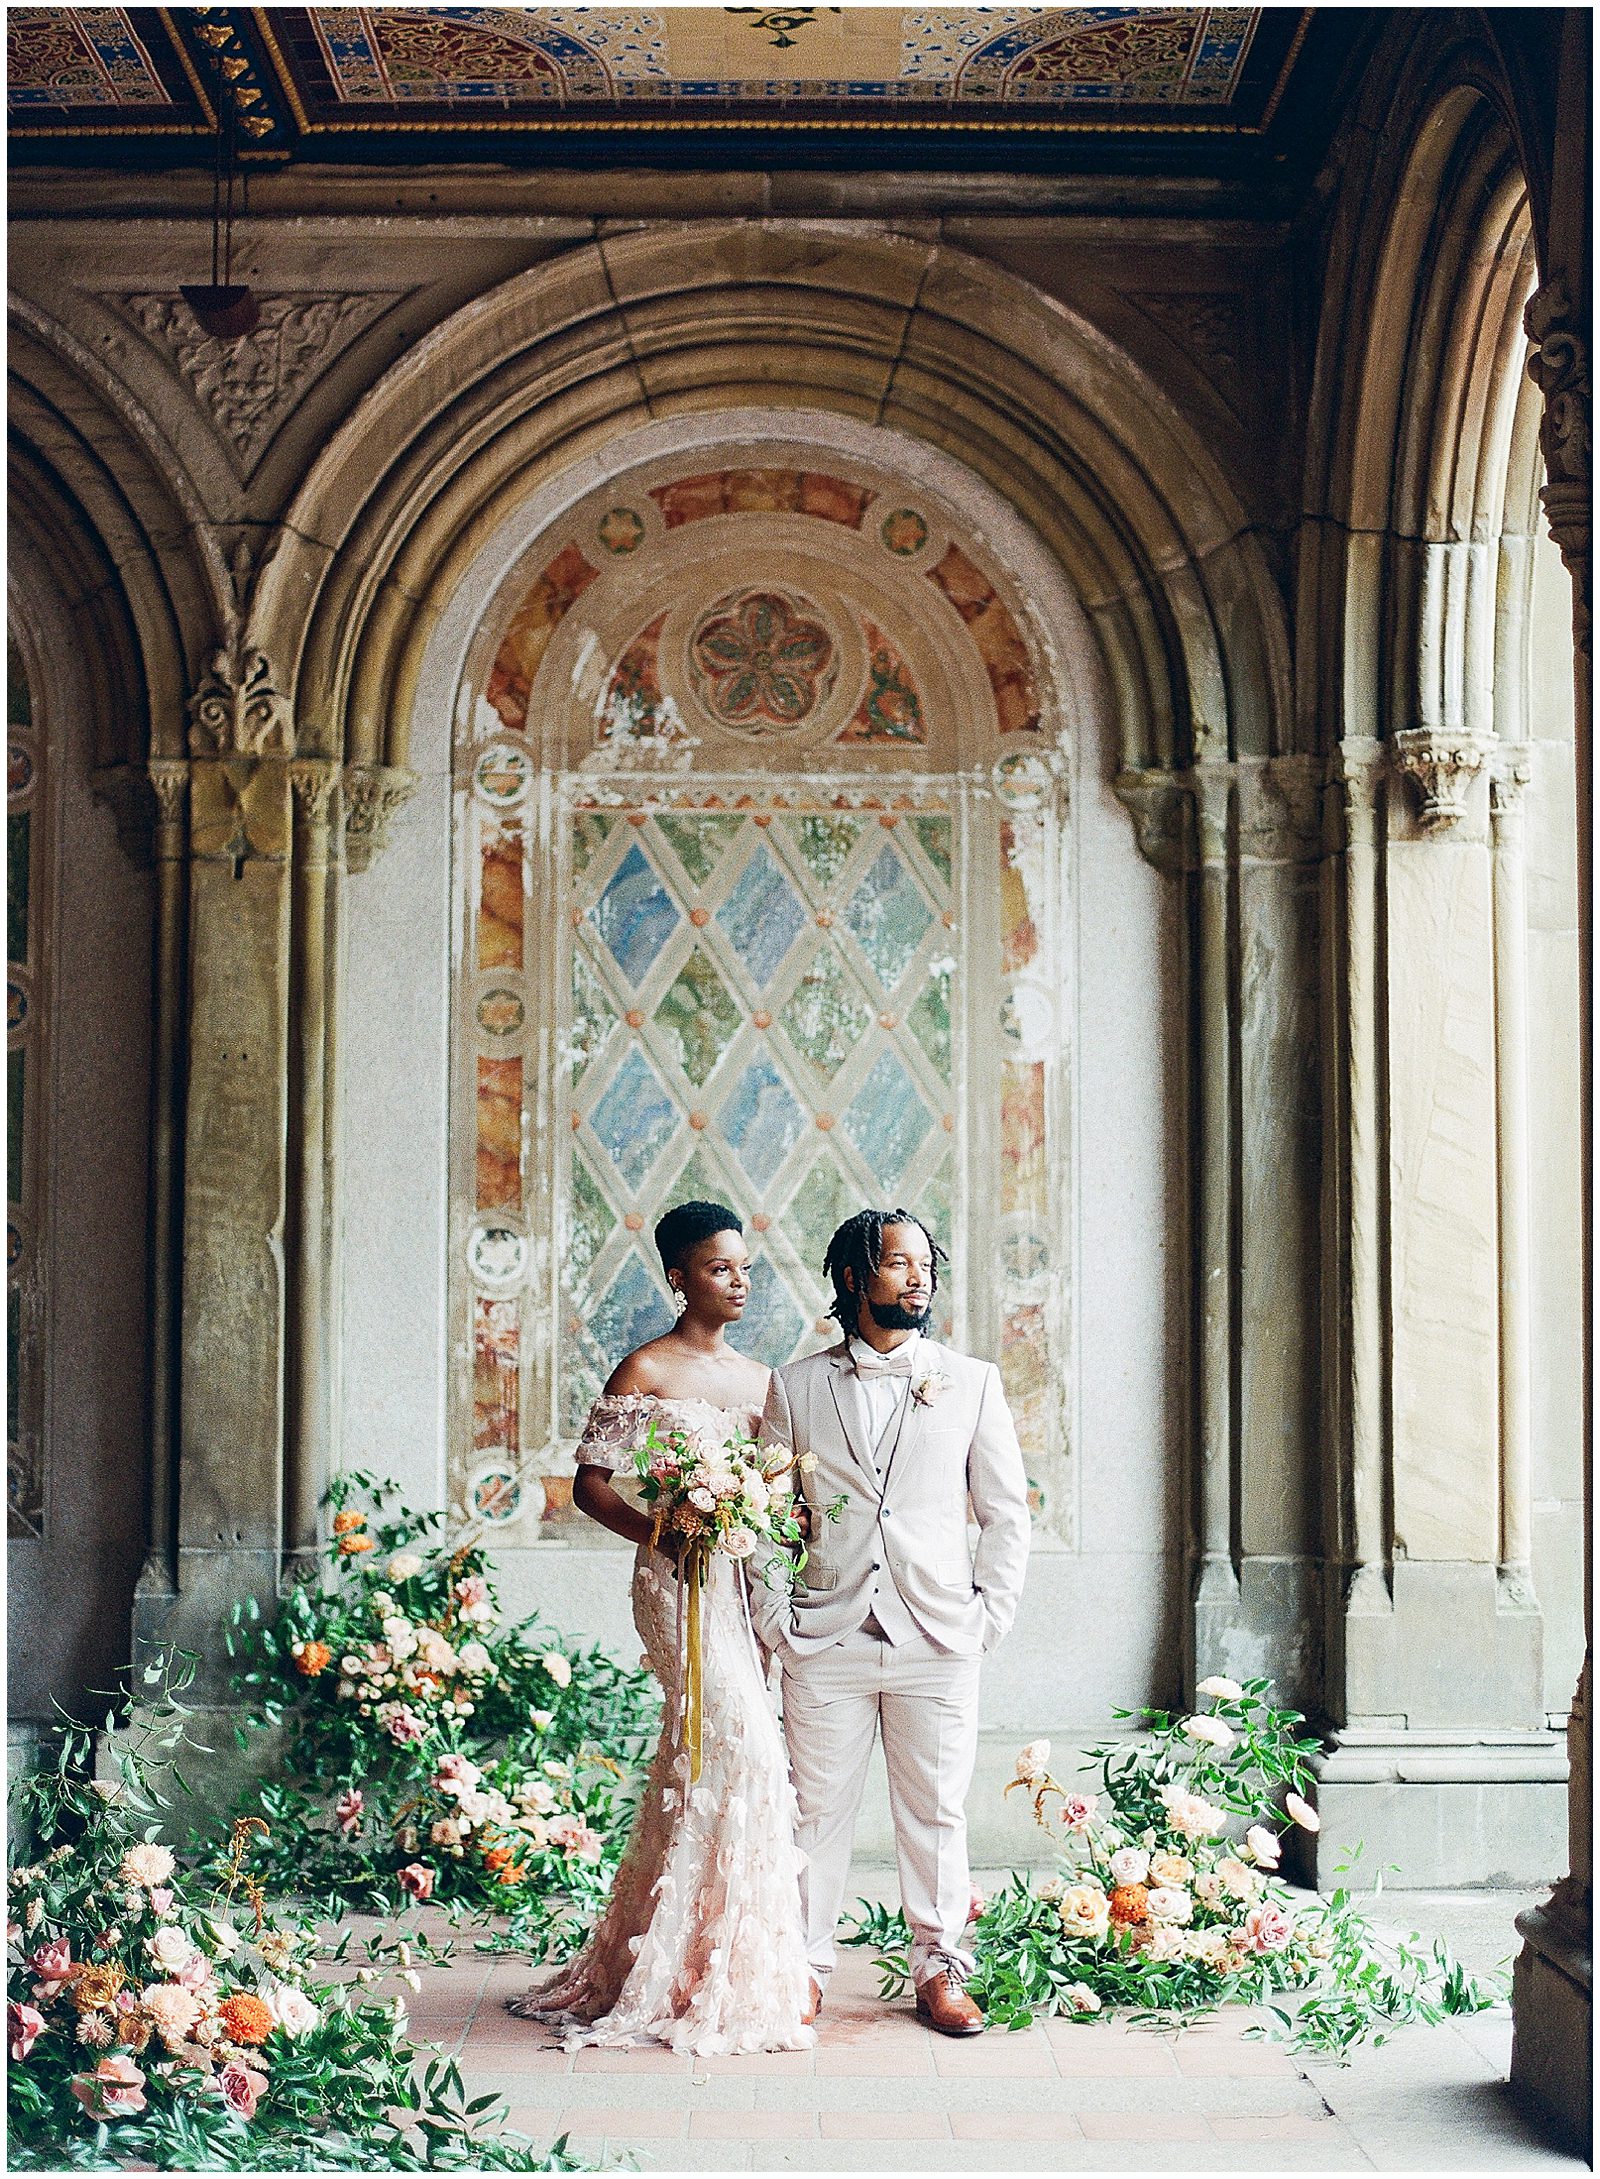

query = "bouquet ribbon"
[659,1512,708,1783]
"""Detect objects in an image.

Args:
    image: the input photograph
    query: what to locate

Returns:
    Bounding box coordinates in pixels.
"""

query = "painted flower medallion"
[688,587,838,734]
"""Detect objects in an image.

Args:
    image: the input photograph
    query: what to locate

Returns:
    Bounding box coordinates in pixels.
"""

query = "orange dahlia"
[218,1993,274,2046]
[1108,1884,1150,1928]
[337,1533,375,1556]
[331,1510,365,1537]
[291,1640,332,1678]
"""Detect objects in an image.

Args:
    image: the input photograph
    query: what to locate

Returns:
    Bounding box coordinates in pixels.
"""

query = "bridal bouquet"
[633,1417,837,1780]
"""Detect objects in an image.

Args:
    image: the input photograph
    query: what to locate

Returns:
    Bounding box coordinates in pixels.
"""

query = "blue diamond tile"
[716,843,806,989]
[720,1055,804,1190]
[591,1252,674,1367]
[589,1047,679,1191]
[727,1255,806,1365]
[843,845,932,991]
[589,842,680,987]
[841,1049,933,1188]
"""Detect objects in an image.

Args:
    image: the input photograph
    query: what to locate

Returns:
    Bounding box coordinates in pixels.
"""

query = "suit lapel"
[826,1349,883,1488]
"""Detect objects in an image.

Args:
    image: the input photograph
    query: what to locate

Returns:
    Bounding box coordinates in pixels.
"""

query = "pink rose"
[453,1575,492,1622]
[9,2001,44,2059]
[217,2058,268,2119]
[1242,1903,1294,1954]
[148,1887,174,1919]
[434,1753,481,1787]
[1059,1794,1099,1834]
[398,1862,434,1902]
[566,1825,604,1863]
[377,1702,426,1745]
[967,1886,987,1925]
[335,1788,365,1836]
[175,1952,215,1995]
[70,2054,147,2119]
[29,1936,73,2002]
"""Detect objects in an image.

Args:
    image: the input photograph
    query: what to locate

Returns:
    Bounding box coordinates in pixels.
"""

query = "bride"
[509,1199,816,2054]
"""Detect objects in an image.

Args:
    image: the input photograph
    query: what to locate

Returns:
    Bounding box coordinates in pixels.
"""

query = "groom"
[751,1209,1030,2036]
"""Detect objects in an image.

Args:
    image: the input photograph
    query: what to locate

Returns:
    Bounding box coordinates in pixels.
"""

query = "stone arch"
[257,226,1292,775]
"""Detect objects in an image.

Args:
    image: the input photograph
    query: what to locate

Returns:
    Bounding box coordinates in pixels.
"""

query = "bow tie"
[852,1347,917,1380]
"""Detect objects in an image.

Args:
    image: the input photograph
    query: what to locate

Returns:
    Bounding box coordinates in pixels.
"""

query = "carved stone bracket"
[343,763,418,873]
[1114,767,1193,874]
[188,643,293,758]
[1525,282,1591,653]
[288,757,340,828]
[1490,742,1534,820]
[1390,728,1490,832]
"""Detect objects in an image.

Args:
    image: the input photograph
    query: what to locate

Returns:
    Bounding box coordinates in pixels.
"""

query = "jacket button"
[871,1561,881,1572]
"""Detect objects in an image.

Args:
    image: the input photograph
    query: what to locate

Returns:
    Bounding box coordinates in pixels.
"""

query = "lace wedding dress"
[508,1392,814,2054]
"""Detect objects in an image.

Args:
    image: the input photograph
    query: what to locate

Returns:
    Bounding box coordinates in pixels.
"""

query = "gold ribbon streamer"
[684,1547,705,1782]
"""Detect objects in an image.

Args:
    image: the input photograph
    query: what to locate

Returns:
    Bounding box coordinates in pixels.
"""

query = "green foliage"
[225,1473,660,1963]
[841,1678,1499,2059]
[6,1656,594,2171]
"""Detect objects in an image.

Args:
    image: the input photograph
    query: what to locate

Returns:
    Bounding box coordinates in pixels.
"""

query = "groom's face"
[857,1221,935,1336]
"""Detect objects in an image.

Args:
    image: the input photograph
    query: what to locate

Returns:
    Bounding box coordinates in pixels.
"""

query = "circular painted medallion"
[880,508,929,557]
[7,977,27,1037]
[469,1223,528,1289]
[1000,1219,1049,1285]
[7,1217,23,1274]
[473,743,532,807]
[998,979,1055,1060]
[470,1466,522,1524]
[598,507,645,555]
[8,745,33,799]
[688,588,839,735]
[992,750,1053,810]
[476,987,526,1038]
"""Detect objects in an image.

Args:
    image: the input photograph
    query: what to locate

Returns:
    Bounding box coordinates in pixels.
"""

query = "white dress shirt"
[846,1331,923,1452]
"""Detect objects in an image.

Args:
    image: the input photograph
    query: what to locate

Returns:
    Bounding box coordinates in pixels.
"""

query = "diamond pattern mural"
[780,949,873,1081]
[590,841,679,985]
[716,841,806,987]
[721,1055,805,1191]
[589,1046,678,1190]
[654,948,742,1086]
[843,1049,934,1188]
[844,842,933,990]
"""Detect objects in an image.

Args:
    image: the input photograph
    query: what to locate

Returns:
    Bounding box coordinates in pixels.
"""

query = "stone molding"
[1390,726,1490,832]
[115,291,398,475]
[1115,755,1324,873]
[188,643,293,759]
[1524,281,1591,654]
[343,762,417,873]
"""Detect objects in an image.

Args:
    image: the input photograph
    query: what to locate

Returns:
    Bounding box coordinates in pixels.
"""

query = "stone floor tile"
[564,2107,689,2137]
[697,2049,816,2075]
[1172,2035,1306,2077]
[1208,2110,1342,2140]
[818,2108,953,2139]
[1044,2024,1182,2074]
[458,2040,571,2072]
[573,2043,696,2073]
[932,2031,1057,2076]
[813,2041,936,2075]
[1078,2108,1213,2140]
[690,2107,820,2139]
[949,2109,1086,2142]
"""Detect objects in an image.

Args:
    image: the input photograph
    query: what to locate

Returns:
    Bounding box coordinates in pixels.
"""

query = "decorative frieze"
[1390,727,1490,832]
[188,643,293,759]
[343,762,417,872]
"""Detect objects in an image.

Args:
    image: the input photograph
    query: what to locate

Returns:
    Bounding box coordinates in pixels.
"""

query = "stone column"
[1490,745,1537,1600]
[1511,278,1592,2150]
[136,756,189,1606]
[285,759,338,1570]
[1191,765,1240,1663]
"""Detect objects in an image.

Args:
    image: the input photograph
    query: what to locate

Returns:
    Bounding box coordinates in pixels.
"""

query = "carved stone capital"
[1526,282,1591,511]
[288,757,339,827]
[343,762,418,873]
[1390,728,1490,833]
[188,643,293,759]
[147,756,191,827]
[1113,767,1192,874]
[1489,742,1534,820]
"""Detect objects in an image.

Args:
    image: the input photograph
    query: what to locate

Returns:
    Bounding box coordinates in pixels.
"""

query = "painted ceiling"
[7,6,1316,151]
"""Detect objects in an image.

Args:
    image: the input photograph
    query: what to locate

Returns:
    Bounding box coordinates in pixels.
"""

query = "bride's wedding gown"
[509,1392,814,2054]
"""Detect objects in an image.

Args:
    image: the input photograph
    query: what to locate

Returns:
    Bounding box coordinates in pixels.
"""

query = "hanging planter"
[183,54,256,342]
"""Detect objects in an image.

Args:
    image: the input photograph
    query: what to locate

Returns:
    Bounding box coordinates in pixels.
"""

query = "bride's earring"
[671,1285,687,1318]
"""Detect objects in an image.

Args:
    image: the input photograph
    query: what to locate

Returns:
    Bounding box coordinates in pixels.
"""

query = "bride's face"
[676,1231,752,1326]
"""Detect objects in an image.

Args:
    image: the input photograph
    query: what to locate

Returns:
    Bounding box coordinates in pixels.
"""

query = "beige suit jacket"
[751,1339,1030,1658]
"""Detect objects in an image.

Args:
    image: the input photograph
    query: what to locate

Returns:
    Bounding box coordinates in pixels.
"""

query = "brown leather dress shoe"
[801,1976,823,2026]
[914,1970,984,2036]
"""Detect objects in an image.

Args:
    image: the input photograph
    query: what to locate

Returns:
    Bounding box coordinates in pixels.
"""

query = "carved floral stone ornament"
[1524,280,1591,567]
[343,762,418,873]
[187,643,293,758]
[1390,727,1490,832]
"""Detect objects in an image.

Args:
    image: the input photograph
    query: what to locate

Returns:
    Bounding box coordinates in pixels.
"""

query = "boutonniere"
[911,1369,952,1408]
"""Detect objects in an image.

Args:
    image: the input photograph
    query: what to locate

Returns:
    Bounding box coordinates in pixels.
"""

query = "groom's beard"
[865,1295,931,1333]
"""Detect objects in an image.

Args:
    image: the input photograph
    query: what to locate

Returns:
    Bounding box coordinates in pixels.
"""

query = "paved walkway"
[382,1881,1583,2173]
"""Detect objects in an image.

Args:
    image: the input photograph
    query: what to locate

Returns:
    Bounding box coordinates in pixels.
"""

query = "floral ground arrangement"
[227,1473,660,1961]
[845,1677,1499,2058]
[6,1664,588,2171]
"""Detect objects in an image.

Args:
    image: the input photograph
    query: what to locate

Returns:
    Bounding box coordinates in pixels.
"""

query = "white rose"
[1285,1792,1321,1833]
[1245,1824,1282,1868]
[268,1983,321,2039]
[1148,1853,1193,1887]
[1185,1925,1231,1966]
[722,1527,757,1560]
[1181,1715,1236,1751]
[742,1474,769,1515]
[1146,1886,1194,1925]
[146,1924,197,1973]
[541,1652,572,1689]
[387,1552,425,1582]
[1148,1924,1187,1962]
[382,1616,419,1661]
[1109,1848,1150,1887]
[1058,1884,1111,1942]
[517,1780,557,1816]
[1195,1675,1243,1701]
[1193,1871,1225,1910]
[457,1642,493,1677]
[1064,1982,1102,2015]
[689,1487,717,1514]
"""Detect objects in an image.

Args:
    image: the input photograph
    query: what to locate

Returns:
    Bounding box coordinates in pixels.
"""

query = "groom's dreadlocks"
[822,1209,947,1332]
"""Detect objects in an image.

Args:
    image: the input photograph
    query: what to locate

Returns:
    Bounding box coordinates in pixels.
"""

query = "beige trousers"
[780,1622,981,1988]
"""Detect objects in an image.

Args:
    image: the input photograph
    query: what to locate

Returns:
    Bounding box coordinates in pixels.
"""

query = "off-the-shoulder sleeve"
[573,1393,655,1475]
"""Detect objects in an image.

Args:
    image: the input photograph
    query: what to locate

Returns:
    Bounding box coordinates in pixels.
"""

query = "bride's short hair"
[654,1199,743,1273]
